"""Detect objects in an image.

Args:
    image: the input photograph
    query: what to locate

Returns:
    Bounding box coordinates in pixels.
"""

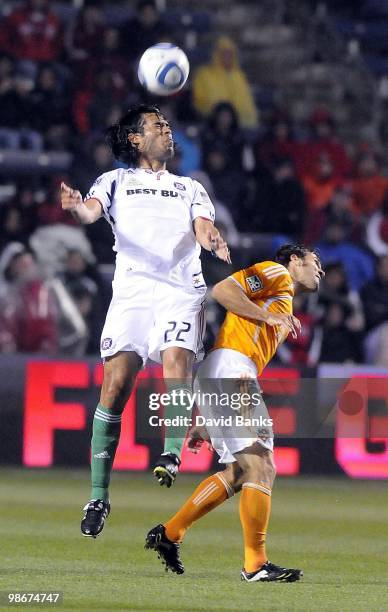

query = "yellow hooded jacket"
[193,36,259,129]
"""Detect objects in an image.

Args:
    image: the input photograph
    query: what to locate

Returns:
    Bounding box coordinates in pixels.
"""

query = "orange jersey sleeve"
[213,261,294,374]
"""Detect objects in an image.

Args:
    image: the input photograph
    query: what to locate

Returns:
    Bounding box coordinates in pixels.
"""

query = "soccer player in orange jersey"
[145,244,324,582]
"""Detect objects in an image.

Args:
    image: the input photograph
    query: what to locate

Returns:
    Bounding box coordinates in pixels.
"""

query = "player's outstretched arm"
[193,218,231,264]
[60,182,103,225]
[212,278,301,338]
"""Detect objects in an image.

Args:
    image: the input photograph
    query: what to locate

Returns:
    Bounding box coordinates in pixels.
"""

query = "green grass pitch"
[1,469,387,611]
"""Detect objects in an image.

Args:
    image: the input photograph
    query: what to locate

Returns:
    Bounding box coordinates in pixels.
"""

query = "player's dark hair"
[106,104,161,166]
[275,244,321,268]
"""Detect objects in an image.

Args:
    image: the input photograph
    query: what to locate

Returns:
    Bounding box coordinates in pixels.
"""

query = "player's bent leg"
[234,443,302,582]
[144,524,184,574]
[146,471,233,573]
[154,347,195,487]
[81,351,142,538]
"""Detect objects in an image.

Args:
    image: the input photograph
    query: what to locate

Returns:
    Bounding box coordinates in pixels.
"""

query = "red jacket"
[3,280,58,353]
[1,6,63,61]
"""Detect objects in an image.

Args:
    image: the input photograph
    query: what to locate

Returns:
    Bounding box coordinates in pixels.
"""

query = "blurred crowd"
[0,0,387,367]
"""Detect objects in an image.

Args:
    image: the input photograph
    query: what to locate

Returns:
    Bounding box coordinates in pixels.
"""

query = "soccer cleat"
[241,561,303,583]
[153,452,181,488]
[145,524,184,574]
[81,499,110,538]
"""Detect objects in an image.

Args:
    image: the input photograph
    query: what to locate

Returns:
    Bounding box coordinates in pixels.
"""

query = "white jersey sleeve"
[190,180,215,224]
[84,170,117,222]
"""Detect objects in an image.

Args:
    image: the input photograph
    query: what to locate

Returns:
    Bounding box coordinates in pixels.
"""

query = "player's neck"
[137,158,167,172]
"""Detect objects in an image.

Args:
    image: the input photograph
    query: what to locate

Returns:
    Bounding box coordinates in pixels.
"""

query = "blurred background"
[0,0,387,479]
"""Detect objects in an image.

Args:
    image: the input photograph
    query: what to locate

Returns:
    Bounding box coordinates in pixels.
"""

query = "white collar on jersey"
[131,168,168,176]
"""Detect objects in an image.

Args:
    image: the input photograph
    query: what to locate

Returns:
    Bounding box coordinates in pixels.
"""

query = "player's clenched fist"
[61,182,83,210]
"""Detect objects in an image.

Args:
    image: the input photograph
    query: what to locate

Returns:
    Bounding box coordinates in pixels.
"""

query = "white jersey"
[85,167,215,289]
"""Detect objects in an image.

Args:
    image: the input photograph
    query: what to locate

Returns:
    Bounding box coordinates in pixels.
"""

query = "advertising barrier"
[1,356,387,478]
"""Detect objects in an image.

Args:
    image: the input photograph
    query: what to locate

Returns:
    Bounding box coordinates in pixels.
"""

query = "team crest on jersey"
[246,275,263,292]
[174,181,186,191]
[101,338,113,350]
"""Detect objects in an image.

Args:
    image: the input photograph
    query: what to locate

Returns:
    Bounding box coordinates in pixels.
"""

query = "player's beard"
[157,141,175,163]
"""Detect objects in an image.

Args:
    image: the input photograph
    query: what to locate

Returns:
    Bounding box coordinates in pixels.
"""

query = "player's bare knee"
[235,447,275,489]
[162,347,194,378]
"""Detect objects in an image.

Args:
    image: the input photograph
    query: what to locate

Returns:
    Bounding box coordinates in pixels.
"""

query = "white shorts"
[194,348,274,464]
[100,269,206,364]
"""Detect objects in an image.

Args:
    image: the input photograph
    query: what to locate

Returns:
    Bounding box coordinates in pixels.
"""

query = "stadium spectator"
[305,183,356,247]
[158,101,201,175]
[254,113,301,174]
[366,193,388,256]
[303,153,340,213]
[312,261,364,332]
[316,222,375,291]
[30,66,72,150]
[303,153,342,243]
[96,28,132,93]
[325,184,354,231]
[37,177,77,227]
[0,206,30,251]
[300,109,351,180]
[0,73,43,151]
[71,140,114,196]
[119,0,168,60]
[192,36,259,129]
[0,242,58,353]
[352,151,388,219]
[318,301,363,363]
[277,294,320,366]
[0,0,63,66]
[255,155,306,241]
[0,52,14,93]
[202,144,248,223]
[88,70,126,137]
[0,186,40,250]
[64,4,105,85]
[59,249,108,354]
[70,140,115,263]
[361,255,388,366]
[201,102,245,170]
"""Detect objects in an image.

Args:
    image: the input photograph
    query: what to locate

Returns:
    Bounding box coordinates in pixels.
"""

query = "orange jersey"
[213,261,294,374]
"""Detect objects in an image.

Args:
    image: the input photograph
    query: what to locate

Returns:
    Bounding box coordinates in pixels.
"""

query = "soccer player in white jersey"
[60,104,230,538]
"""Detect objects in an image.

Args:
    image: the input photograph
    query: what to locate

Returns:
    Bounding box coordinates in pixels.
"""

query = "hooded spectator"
[193,36,259,129]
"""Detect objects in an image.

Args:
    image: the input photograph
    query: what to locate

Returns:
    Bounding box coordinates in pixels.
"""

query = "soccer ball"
[137,43,190,96]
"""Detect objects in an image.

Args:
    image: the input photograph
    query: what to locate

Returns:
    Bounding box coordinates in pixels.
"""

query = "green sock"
[163,382,192,459]
[90,403,122,502]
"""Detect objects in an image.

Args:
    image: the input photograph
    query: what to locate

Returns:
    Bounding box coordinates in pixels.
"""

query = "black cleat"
[241,561,303,583]
[145,524,184,574]
[153,453,181,488]
[81,499,110,538]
